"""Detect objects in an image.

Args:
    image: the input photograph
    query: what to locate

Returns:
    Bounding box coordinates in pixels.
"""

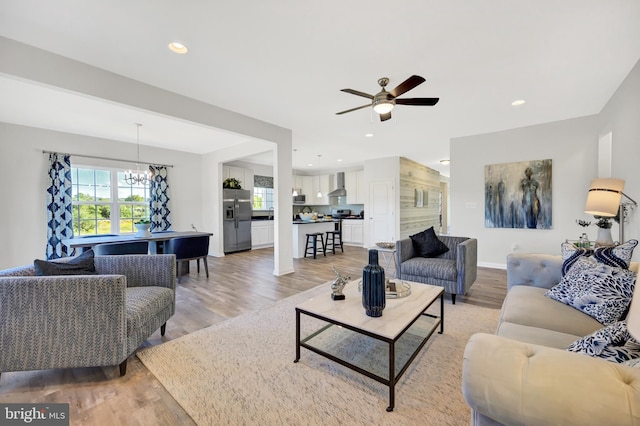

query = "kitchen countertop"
[293,219,340,224]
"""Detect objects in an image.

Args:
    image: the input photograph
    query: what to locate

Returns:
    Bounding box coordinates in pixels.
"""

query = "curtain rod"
[41,150,174,168]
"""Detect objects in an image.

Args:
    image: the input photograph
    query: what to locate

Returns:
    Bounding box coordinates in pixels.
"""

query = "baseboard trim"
[478,262,506,270]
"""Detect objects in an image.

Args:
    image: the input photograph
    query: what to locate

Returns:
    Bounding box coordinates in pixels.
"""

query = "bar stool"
[325,220,344,254]
[304,232,326,259]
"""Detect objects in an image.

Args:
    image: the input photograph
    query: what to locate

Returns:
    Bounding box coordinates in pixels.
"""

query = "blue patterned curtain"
[149,165,171,231]
[46,153,76,259]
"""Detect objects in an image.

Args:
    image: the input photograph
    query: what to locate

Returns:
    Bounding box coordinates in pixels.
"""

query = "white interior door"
[369,180,394,244]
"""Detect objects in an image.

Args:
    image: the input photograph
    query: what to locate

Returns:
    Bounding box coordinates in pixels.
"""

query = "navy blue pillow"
[34,249,97,276]
[409,227,449,258]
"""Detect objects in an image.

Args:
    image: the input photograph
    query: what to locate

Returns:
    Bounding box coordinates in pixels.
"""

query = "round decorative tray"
[375,242,395,249]
[355,278,412,299]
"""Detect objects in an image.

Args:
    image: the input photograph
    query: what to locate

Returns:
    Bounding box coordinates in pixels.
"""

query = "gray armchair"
[0,254,176,378]
[395,235,478,303]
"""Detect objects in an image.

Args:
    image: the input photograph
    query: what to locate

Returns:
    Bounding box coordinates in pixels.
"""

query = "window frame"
[71,165,150,236]
[253,186,275,211]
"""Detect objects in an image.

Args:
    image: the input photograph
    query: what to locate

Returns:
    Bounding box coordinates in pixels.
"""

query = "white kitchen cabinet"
[346,170,365,204]
[302,176,314,202]
[224,166,254,197]
[311,174,332,205]
[292,174,315,204]
[251,221,274,249]
[341,219,364,245]
[293,175,303,192]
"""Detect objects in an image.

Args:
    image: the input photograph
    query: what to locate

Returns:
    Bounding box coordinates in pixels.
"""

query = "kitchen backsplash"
[293,204,364,216]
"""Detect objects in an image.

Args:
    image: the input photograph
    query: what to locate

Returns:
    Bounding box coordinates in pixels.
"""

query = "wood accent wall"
[399,157,441,239]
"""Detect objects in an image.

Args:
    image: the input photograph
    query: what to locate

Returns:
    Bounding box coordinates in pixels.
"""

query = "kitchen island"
[292,219,339,258]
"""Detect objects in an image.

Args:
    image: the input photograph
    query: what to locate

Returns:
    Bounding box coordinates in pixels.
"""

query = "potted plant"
[223,178,242,189]
[594,216,614,246]
[134,219,152,238]
[574,219,591,248]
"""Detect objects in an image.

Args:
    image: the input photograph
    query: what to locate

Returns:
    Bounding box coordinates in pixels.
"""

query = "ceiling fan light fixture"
[373,98,395,114]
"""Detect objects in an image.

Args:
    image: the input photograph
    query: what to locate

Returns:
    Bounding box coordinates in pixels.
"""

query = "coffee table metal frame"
[294,283,444,412]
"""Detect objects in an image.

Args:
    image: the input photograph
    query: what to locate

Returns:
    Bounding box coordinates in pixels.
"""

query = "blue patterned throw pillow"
[593,239,638,269]
[560,239,637,276]
[545,256,637,325]
[567,321,640,363]
[623,358,640,367]
[561,242,593,276]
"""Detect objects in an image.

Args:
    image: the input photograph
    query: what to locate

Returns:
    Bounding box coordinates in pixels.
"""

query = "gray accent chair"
[0,254,176,379]
[395,235,478,303]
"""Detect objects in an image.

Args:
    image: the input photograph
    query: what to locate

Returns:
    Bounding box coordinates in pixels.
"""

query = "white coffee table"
[294,280,444,411]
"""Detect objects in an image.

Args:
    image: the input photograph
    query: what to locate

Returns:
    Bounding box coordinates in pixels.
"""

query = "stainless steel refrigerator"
[223,189,252,254]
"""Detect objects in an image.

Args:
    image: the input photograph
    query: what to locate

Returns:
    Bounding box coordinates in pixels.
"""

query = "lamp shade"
[627,286,640,341]
[584,178,625,217]
[373,100,394,114]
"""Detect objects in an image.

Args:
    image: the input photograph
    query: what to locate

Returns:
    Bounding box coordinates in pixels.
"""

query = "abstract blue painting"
[484,159,552,229]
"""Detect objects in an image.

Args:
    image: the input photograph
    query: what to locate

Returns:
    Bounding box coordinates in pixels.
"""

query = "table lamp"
[585,178,637,243]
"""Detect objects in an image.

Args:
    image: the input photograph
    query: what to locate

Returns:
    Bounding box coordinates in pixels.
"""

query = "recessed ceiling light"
[440,159,450,165]
[307,163,313,167]
[511,99,526,106]
[365,133,374,138]
[168,42,188,54]
[337,159,343,162]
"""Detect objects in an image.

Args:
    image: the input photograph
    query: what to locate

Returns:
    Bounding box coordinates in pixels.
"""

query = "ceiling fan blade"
[336,103,371,115]
[340,88,375,99]
[395,97,440,106]
[379,112,392,122]
[389,75,426,98]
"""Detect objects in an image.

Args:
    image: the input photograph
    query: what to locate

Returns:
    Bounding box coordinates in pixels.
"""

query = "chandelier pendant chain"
[124,123,148,186]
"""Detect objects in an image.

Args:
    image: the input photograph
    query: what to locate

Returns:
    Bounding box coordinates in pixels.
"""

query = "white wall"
[0,123,202,269]
[598,57,640,246]
[0,37,296,274]
[451,58,640,268]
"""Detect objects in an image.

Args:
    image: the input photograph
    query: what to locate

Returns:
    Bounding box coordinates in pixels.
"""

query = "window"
[253,175,274,210]
[71,166,150,236]
[253,187,274,210]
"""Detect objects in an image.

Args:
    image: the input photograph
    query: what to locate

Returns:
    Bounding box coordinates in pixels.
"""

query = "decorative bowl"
[299,212,314,221]
[375,242,395,249]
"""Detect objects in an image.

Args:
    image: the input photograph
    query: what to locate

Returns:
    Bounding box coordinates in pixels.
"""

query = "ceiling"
[1,1,639,176]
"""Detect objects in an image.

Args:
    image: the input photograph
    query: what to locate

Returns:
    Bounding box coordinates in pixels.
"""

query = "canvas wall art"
[484,159,552,229]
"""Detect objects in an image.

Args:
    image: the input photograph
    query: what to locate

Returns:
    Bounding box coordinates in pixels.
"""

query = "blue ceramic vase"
[362,249,386,317]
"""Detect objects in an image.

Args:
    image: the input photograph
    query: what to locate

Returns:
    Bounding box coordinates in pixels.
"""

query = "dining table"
[64,231,213,254]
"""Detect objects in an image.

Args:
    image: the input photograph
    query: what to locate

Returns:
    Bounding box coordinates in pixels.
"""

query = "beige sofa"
[462,253,640,425]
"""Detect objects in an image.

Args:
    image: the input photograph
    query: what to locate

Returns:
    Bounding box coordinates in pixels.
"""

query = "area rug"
[137,284,500,425]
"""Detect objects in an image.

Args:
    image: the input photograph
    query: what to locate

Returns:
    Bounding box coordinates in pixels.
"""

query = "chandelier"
[124,123,150,186]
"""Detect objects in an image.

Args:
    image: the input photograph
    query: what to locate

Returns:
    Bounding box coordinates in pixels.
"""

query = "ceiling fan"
[336,75,439,122]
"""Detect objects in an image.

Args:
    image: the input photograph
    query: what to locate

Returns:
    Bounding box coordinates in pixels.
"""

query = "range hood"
[327,172,347,197]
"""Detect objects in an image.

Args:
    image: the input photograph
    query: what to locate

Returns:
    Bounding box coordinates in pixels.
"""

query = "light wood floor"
[0,246,507,425]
